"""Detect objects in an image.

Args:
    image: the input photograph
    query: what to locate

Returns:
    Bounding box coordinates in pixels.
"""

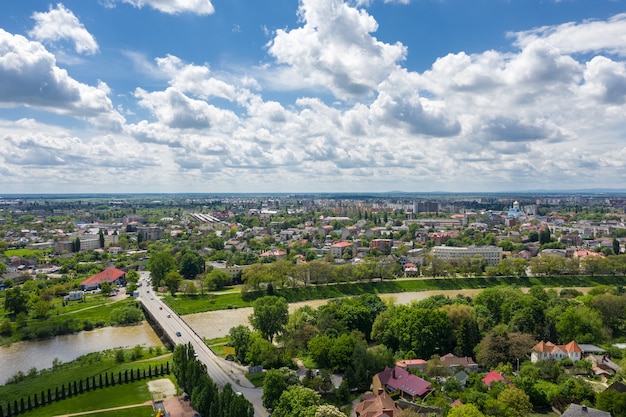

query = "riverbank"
[0,322,163,385]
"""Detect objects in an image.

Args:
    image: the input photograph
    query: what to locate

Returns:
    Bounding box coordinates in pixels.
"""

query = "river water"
[0,322,162,385]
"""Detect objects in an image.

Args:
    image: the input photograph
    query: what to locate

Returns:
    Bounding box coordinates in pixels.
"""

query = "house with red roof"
[80,268,126,291]
[531,340,582,363]
[373,366,433,402]
[481,371,509,387]
[330,241,353,258]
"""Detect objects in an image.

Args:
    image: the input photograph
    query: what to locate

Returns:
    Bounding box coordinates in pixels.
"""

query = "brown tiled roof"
[354,391,401,417]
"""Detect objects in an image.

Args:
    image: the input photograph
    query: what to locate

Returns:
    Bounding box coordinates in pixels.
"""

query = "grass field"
[163,275,626,315]
[10,379,164,417]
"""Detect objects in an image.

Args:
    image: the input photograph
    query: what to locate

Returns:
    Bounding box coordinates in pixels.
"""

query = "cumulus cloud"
[118,0,214,15]
[267,0,406,99]
[510,13,626,57]
[581,56,626,104]
[29,3,99,55]
[0,29,125,130]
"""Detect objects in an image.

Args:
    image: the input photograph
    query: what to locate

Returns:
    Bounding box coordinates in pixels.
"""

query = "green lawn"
[163,292,251,314]
[11,379,160,417]
[162,275,626,315]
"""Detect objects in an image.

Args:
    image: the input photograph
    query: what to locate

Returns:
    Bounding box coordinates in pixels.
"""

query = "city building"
[430,245,502,266]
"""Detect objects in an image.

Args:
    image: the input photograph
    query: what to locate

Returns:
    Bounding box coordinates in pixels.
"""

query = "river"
[0,322,162,385]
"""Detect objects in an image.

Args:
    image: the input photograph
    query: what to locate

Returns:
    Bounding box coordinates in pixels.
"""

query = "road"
[137,272,268,417]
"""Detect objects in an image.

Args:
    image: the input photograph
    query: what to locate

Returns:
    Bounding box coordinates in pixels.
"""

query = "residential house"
[330,241,353,258]
[80,268,126,291]
[482,371,510,387]
[561,404,611,417]
[396,359,427,373]
[259,249,287,260]
[373,366,433,402]
[440,353,479,371]
[354,389,402,417]
[453,370,470,388]
[587,355,621,378]
[531,340,582,363]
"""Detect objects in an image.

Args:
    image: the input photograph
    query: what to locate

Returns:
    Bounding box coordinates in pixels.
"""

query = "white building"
[430,245,502,266]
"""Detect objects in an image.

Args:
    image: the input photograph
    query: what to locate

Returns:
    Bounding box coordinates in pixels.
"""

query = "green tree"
[539,228,551,245]
[596,389,626,417]
[229,325,252,363]
[553,304,603,343]
[32,298,51,319]
[164,270,183,296]
[99,229,105,248]
[249,296,289,342]
[147,250,176,289]
[4,287,29,316]
[100,281,113,297]
[498,386,533,417]
[447,404,486,417]
[0,318,13,336]
[205,268,232,290]
[272,385,322,417]
[179,251,204,280]
[262,368,290,409]
[614,238,621,255]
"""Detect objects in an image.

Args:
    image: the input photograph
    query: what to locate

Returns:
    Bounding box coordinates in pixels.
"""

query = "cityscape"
[1,191,626,417]
[3,0,626,416]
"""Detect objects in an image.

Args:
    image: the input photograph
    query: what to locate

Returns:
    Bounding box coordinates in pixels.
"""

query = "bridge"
[137,272,267,417]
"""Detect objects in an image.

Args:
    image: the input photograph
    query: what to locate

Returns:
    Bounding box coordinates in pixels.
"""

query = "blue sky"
[1,0,626,194]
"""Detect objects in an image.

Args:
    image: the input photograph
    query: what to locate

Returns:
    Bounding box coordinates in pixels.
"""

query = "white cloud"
[581,56,626,104]
[119,0,214,15]
[267,0,406,99]
[29,3,99,55]
[0,29,125,130]
[510,13,626,57]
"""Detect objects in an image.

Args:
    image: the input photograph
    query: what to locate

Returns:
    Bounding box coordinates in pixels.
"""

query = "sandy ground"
[148,378,177,399]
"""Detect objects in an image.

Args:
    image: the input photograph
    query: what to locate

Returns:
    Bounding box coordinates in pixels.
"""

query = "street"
[137,272,268,417]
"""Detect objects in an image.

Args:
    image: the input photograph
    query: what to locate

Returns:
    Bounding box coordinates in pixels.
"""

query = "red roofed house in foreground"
[373,366,433,402]
[80,268,126,291]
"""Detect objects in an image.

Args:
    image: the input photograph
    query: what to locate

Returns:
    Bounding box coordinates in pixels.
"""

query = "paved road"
[137,272,267,417]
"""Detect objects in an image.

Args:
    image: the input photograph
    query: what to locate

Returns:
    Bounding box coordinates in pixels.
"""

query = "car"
[175,331,182,337]
[159,306,163,310]
[167,314,171,318]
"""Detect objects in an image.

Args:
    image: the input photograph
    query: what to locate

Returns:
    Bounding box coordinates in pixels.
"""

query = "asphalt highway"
[137,272,268,417]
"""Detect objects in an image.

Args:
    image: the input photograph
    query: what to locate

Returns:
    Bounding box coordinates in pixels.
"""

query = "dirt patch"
[148,378,177,400]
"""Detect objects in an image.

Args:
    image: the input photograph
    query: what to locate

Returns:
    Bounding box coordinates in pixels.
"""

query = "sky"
[1,0,626,194]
